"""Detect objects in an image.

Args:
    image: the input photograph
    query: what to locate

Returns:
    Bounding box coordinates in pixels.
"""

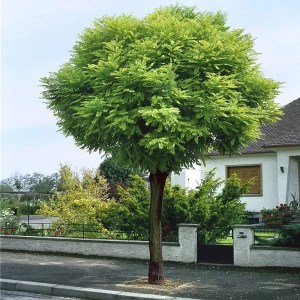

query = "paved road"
[1,290,82,300]
[19,215,59,228]
[1,251,300,299]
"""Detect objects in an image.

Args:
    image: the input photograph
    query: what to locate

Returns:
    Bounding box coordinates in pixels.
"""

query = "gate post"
[177,223,199,263]
[233,225,255,266]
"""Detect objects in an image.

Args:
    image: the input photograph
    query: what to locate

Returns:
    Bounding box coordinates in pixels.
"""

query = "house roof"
[212,97,300,155]
[241,97,300,153]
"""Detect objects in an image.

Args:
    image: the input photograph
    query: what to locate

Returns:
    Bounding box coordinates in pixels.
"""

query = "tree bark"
[148,170,169,284]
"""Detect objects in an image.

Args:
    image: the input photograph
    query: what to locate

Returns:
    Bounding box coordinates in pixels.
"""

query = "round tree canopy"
[41,5,281,173]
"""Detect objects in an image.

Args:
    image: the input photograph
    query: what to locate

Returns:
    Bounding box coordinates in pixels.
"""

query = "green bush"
[105,174,150,238]
[162,181,191,239]
[37,165,247,243]
[19,202,41,215]
[38,165,112,236]
[273,224,300,247]
[16,223,35,236]
[106,170,247,243]
[188,171,247,244]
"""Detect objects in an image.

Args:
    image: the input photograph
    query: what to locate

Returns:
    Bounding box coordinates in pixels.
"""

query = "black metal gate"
[197,243,233,264]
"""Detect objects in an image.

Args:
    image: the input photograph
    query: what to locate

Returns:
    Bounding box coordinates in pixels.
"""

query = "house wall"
[202,153,278,212]
[171,164,201,190]
[287,158,300,202]
[274,148,300,204]
[171,171,186,188]
[172,147,300,212]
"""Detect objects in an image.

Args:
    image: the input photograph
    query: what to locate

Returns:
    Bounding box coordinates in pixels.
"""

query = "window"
[227,165,262,195]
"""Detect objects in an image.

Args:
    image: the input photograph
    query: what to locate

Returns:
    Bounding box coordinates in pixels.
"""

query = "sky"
[1,0,300,179]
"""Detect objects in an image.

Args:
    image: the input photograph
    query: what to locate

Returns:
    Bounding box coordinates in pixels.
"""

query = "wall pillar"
[177,223,199,263]
[277,153,290,204]
[233,225,255,266]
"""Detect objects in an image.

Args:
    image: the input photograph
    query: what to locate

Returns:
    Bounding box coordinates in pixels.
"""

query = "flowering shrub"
[0,208,19,234]
[0,208,19,227]
[261,204,294,223]
[276,203,294,216]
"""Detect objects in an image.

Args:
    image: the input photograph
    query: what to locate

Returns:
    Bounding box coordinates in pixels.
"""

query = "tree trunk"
[148,170,169,284]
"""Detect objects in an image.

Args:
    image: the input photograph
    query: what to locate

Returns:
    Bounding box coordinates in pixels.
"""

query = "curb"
[0,278,200,300]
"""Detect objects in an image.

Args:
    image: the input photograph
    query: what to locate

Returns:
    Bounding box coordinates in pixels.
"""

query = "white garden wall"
[0,224,199,263]
[233,225,300,268]
[250,246,300,267]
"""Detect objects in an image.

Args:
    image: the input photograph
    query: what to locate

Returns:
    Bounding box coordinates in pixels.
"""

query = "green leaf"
[41,5,281,173]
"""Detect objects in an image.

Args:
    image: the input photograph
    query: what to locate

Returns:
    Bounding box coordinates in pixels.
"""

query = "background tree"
[25,173,60,193]
[99,157,136,184]
[0,173,60,193]
[1,172,60,216]
[99,157,139,200]
[41,5,281,283]
[0,183,14,193]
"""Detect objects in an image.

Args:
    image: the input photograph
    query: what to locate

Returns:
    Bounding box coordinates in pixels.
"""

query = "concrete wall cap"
[232,224,256,229]
[251,245,300,251]
[177,223,200,228]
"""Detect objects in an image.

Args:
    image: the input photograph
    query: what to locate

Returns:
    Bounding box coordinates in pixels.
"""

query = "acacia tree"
[41,6,281,284]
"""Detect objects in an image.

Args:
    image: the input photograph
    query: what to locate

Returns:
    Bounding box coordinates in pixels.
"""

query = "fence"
[0,222,178,242]
[253,225,282,245]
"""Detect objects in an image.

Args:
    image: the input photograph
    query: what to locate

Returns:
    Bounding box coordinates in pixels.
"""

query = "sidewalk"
[1,251,300,299]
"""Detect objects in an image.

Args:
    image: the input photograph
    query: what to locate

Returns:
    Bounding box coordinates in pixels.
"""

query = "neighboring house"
[202,97,300,212]
[171,98,300,213]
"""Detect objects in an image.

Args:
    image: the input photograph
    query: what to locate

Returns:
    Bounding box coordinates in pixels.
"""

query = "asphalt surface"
[1,290,83,300]
[1,251,300,299]
[19,216,59,228]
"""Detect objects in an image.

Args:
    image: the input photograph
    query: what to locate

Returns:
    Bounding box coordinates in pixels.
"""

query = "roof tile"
[241,97,300,153]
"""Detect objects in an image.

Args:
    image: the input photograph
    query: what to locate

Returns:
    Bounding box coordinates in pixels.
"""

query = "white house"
[171,164,201,191]
[172,98,300,212]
